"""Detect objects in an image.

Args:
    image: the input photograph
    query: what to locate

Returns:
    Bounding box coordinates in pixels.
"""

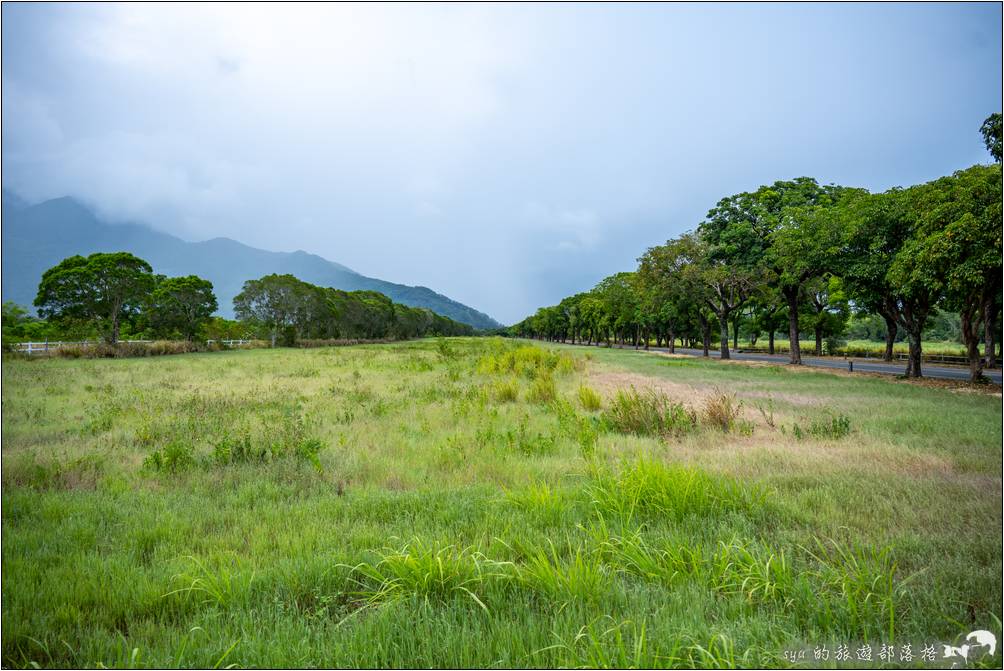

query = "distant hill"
[0,190,501,330]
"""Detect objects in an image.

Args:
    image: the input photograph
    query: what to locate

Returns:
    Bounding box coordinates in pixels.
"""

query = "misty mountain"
[0,191,501,330]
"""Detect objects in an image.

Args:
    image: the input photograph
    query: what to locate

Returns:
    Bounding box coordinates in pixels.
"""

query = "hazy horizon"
[3,2,1001,323]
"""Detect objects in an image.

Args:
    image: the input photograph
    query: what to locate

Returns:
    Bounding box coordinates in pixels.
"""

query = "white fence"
[13,339,256,355]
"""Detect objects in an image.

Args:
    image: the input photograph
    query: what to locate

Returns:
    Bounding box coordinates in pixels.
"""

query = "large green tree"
[700,178,854,364]
[903,164,1002,381]
[148,275,218,341]
[981,113,1002,163]
[233,274,310,347]
[837,189,913,361]
[691,232,758,359]
[637,236,703,353]
[34,252,155,344]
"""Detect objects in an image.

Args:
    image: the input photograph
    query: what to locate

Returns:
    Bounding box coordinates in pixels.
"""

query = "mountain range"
[1,190,501,330]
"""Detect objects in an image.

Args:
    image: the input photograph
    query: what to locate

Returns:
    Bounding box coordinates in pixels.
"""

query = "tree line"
[9,252,473,346]
[511,115,1003,382]
[233,273,474,346]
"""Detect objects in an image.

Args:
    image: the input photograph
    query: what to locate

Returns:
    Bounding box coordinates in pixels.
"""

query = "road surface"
[563,341,1003,384]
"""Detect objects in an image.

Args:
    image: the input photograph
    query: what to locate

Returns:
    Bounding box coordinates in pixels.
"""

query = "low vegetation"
[1,338,1000,667]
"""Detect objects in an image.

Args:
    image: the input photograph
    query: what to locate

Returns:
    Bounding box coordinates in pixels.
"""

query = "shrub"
[497,417,559,456]
[145,440,196,473]
[576,418,599,459]
[298,338,392,348]
[51,340,202,359]
[491,378,520,403]
[753,398,777,428]
[601,387,695,437]
[701,391,742,432]
[213,435,267,465]
[809,414,852,439]
[786,414,852,441]
[436,338,458,360]
[476,343,576,380]
[577,385,602,411]
[526,375,557,404]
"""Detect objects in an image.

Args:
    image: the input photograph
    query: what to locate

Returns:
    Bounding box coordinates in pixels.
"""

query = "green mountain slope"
[1,191,501,329]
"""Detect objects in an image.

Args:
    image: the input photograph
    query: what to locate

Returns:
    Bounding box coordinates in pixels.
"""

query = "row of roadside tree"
[510,115,1003,382]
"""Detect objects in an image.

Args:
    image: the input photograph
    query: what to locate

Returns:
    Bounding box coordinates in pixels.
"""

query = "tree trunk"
[110,318,120,345]
[961,307,986,383]
[984,300,998,369]
[718,312,730,360]
[882,314,897,362]
[271,330,277,348]
[768,330,775,355]
[814,327,823,356]
[906,330,922,378]
[700,317,711,357]
[899,303,930,378]
[668,328,675,354]
[783,286,801,365]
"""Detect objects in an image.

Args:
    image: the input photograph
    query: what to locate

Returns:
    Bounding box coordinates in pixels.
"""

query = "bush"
[526,375,557,404]
[213,435,268,465]
[298,338,390,348]
[577,418,599,459]
[809,414,852,439]
[701,391,743,432]
[577,385,602,411]
[491,378,520,403]
[144,440,196,473]
[788,414,852,440]
[601,387,695,437]
[436,338,458,359]
[476,343,576,380]
[50,341,202,359]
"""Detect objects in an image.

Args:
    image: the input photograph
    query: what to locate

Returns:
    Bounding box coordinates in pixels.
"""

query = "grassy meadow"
[1,338,1001,668]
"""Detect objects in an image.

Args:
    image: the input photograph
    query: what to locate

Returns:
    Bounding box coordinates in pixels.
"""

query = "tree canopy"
[34,252,156,344]
[981,112,1001,162]
[148,275,219,341]
[511,125,1003,383]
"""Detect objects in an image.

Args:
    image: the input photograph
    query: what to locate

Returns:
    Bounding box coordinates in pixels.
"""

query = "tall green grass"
[0,337,999,668]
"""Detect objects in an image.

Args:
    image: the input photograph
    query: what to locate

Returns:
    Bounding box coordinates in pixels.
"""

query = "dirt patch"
[741,389,825,407]
[586,369,703,402]
[586,365,985,480]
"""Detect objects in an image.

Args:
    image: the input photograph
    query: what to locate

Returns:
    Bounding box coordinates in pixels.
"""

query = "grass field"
[736,338,971,359]
[2,338,1001,668]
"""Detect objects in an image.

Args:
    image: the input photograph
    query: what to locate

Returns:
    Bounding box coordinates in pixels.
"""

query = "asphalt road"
[569,341,1003,384]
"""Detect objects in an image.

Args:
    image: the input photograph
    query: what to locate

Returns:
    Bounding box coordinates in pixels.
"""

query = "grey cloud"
[2,3,1000,323]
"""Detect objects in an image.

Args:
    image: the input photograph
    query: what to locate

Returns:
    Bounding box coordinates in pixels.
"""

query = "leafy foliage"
[512,120,1002,382]
[34,252,155,344]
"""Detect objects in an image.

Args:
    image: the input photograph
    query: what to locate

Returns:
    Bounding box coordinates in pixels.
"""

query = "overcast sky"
[2,3,1000,323]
